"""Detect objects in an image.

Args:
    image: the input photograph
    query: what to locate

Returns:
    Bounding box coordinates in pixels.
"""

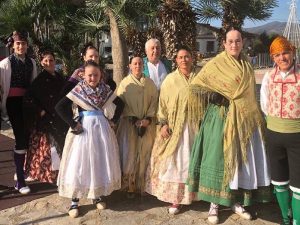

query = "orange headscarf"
[270,36,295,56]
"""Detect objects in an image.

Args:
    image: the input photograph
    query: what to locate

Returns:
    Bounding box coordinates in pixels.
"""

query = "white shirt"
[147,60,168,89]
[260,66,294,115]
[0,57,37,120]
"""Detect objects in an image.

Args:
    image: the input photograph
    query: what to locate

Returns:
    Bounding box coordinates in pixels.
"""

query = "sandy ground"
[0,69,282,225]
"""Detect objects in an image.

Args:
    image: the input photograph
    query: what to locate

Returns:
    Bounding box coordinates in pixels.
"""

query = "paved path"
[0,191,281,225]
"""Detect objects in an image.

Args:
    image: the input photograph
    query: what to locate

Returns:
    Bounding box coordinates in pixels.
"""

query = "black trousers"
[6,97,29,150]
[266,129,300,188]
[6,96,29,187]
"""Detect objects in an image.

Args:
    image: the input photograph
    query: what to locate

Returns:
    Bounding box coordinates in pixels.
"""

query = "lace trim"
[58,180,121,199]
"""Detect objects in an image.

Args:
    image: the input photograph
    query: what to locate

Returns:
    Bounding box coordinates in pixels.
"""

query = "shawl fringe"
[187,85,211,131]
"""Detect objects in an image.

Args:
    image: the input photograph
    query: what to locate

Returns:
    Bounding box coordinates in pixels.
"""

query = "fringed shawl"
[189,51,264,186]
[153,68,199,160]
[117,73,158,119]
[66,80,113,111]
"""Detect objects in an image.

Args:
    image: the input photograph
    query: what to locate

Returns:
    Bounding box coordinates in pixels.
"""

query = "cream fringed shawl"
[189,51,265,186]
[117,74,158,119]
[153,68,198,161]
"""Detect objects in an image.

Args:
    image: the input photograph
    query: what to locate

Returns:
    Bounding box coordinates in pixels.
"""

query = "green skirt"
[187,104,271,207]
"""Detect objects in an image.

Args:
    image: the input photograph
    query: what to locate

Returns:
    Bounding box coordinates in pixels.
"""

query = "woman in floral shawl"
[55,60,124,218]
[187,28,271,224]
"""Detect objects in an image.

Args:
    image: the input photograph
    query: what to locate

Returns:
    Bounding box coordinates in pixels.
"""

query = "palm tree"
[192,0,278,44]
[158,0,197,65]
[72,8,109,50]
[86,0,160,86]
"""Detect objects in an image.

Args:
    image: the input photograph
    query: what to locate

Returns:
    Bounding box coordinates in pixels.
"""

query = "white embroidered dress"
[57,81,121,199]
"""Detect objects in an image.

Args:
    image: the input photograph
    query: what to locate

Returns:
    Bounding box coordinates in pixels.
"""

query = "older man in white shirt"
[143,39,172,89]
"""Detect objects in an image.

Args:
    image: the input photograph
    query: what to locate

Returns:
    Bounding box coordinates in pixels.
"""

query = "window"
[206,41,214,52]
[104,47,112,53]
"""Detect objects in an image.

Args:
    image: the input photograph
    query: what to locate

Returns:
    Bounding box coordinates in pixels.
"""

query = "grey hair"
[145,38,161,51]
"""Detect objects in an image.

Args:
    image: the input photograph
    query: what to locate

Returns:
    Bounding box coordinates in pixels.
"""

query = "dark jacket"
[23,70,68,154]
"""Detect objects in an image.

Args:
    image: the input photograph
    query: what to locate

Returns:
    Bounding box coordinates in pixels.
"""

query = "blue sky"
[210,0,297,28]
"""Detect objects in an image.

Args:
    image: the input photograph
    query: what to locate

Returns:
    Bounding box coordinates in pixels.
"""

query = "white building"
[195,23,257,57]
[99,32,112,62]
[196,23,219,57]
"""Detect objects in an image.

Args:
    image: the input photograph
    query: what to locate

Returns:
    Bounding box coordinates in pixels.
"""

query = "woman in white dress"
[55,60,124,218]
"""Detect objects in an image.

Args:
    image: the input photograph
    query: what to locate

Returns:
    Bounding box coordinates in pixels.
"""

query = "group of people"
[0,28,299,225]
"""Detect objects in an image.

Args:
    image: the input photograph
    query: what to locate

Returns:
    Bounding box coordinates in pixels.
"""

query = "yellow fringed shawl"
[117,74,158,119]
[152,68,199,161]
[190,51,265,186]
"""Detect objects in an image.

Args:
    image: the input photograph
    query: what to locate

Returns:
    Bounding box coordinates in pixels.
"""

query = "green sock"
[274,185,291,224]
[292,191,300,225]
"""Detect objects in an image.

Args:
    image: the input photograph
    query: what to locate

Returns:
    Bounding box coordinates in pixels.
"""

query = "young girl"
[55,60,123,218]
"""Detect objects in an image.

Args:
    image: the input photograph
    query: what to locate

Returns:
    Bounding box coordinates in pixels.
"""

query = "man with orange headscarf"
[260,36,300,225]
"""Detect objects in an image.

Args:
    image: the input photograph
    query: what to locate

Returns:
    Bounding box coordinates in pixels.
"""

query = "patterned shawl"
[189,51,265,186]
[66,80,112,111]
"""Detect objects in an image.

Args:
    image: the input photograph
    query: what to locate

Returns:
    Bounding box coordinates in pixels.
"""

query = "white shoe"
[231,203,252,220]
[25,176,36,182]
[168,204,180,215]
[93,198,106,210]
[96,201,106,210]
[208,215,219,224]
[14,173,36,182]
[14,185,31,195]
[68,205,79,218]
[208,203,219,224]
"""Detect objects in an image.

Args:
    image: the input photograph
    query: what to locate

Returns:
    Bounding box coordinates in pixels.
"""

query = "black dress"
[24,70,68,183]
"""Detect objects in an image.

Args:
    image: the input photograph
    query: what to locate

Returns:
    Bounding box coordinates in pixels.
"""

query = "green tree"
[0,0,85,74]
[71,7,109,50]
[253,31,278,53]
[192,0,278,45]
[0,0,36,37]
